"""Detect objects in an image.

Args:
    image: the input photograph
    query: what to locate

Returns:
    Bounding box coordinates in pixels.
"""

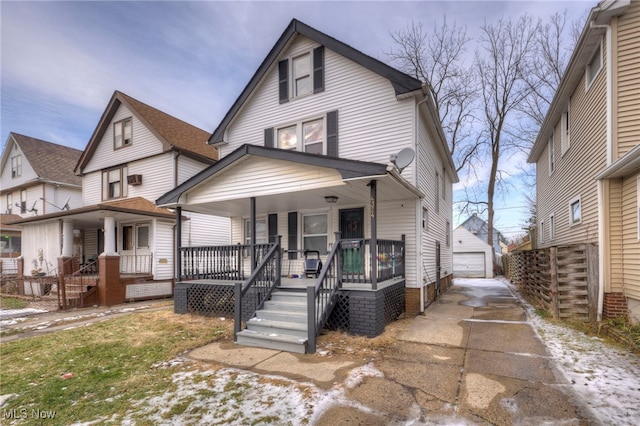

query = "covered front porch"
[158,145,420,353]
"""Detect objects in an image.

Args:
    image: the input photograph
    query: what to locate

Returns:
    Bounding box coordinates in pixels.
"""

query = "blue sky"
[0,0,592,238]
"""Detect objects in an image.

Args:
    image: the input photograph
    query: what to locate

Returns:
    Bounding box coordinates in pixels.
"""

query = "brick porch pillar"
[98,255,125,306]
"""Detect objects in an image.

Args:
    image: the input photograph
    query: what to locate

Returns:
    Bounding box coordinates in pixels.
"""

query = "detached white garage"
[453,226,494,278]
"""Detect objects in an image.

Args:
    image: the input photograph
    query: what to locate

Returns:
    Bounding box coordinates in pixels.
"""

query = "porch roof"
[157,144,422,217]
[5,197,178,228]
[595,144,640,180]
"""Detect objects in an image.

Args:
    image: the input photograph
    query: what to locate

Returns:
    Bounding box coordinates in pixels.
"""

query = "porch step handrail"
[234,238,282,340]
[307,237,342,353]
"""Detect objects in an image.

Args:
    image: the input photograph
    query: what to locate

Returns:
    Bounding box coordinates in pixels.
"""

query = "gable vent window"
[11,155,22,178]
[114,118,133,149]
[586,43,602,89]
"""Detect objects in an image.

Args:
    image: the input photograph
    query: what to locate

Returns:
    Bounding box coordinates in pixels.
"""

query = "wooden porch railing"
[307,234,343,353]
[234,239,282,339]
[120,254,153,275]
[341,237,405,287]
[179,244,272,281]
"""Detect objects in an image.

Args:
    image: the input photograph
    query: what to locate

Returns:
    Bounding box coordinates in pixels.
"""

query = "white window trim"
[540,220,545,244]
[11,155,22,178]
[549,213,555,241]
[446,220,450,247]
[548,132,555,176]
[585,41,603,91]
[569,195,582,227]
[422,206,429,232]
[244,217,268,245]
[6,194,12,214]
[302,212,329,255]
[290,50,314,99]
[114,117,133,149]
[561,103,570,156]
[276,116,326,154]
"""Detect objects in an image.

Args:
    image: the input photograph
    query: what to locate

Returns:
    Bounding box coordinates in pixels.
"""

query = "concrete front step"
[245,317,308,338]
[236,329,307,353]
[255,308,307,324]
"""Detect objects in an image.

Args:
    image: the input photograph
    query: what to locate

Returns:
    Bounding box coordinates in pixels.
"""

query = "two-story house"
[157,19,458,352]
[528,0,640,323]
[9,91,231,300]
[1,133,82,272]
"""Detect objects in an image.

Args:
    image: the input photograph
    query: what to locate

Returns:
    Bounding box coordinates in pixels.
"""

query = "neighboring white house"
[453,226,494,278]
[158,19,458,315]
[9,91,231,283]
[1,133,83,272]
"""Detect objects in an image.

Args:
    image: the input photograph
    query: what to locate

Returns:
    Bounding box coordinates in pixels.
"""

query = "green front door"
[340,208,364,275]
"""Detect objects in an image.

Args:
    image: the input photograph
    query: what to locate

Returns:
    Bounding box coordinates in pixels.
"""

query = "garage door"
[453,252,486,278]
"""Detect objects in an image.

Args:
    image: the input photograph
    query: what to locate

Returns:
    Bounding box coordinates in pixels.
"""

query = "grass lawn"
[0,296,30,310]
[0,309,231,425]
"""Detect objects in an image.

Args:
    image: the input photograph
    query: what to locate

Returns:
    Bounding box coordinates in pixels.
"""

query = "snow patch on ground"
[501,278,640,426]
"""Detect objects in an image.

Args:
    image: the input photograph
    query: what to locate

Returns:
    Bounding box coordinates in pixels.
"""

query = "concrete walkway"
[187,279,592,424]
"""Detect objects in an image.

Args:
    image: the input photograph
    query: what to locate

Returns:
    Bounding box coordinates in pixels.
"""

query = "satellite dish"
[389,148,415,174]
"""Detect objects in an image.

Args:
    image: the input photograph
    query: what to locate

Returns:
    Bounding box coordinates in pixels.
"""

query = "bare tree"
[387,18,480,173]
[475,14,540,256]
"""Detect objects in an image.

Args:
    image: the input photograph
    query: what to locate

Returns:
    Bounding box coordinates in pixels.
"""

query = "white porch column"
[61,220,74,257]
[103,216,117,255]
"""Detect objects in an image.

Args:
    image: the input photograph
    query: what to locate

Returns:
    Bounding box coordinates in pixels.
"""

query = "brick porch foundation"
[603,292,628,319]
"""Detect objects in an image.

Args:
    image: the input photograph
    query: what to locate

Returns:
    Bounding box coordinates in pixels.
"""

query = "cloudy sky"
[1,0,593,236]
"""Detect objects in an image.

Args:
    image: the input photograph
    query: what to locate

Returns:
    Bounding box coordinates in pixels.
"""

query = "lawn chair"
[303,250,322,278]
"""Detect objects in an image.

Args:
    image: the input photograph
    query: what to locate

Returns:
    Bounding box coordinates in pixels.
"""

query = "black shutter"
[326,110,338,157]
[264,128,274,148]
[288,212,298,259]
[313,46,325,94]
[268,214,278,243]
[278,59,289,104]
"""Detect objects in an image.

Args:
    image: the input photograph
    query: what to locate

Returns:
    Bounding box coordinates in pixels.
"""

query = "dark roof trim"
[209,18,422,145]
[157,144,388,206]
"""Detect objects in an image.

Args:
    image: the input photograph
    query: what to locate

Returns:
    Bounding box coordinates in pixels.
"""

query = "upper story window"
[422,206,429,231]
[114,118,132,149]
[11,155,22,178]
[586,43,602,89]
[102,166,128,200]
[569,195,582,226]
[549,213,555,240]
[442,166,446,200]
[561,104,570,156]
[548,133,555,175]
[6,194,12,214]
[435,171,440,214]
[278,46,324,103]
[20,189,26,214]
[540,220,545,243]
[446,220,450,247]
[277,118,324,155]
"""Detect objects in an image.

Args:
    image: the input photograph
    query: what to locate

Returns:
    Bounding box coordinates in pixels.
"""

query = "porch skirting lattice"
[175,279,406,338]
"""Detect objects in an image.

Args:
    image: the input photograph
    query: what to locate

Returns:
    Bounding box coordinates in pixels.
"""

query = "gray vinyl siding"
[41,185,82,215]
[182,212,231,247]
[221,36,415,178]
[82,171,102,205]
[177,155,208,185]
[621,172,640,299]
[537,39,608,248]
[616,1,640,159]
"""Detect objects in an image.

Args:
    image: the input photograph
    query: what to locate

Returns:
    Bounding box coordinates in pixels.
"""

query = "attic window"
[114,118,132,149]
[292,53,311,97]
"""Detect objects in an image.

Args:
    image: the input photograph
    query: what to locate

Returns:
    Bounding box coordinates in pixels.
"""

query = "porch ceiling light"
[324,195,339,204]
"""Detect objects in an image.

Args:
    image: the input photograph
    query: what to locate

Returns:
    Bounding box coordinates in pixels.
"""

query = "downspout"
[590,21,612,321]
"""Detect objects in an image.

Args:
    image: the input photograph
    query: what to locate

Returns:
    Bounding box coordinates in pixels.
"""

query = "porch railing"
[120,254,153,275]
[234,239,282,339]
[307,236,342,353]
[341,238,405,285]
[59,257,99,310]
[180,244,272,281]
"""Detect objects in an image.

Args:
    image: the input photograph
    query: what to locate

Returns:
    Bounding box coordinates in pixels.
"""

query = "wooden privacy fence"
[505,244,598,322]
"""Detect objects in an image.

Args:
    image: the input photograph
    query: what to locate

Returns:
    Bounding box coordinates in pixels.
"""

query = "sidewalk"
[186,278,595,425]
